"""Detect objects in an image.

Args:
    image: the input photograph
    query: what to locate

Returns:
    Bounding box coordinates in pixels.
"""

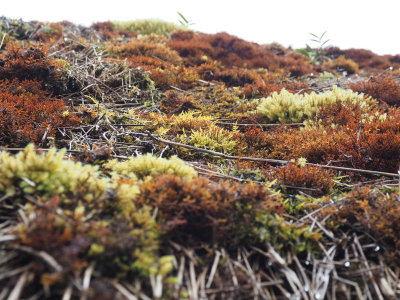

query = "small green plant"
[177,12,195,28]
[297,31,330,65]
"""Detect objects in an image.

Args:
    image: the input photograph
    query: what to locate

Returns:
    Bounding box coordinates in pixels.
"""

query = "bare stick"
[8,271,28,300]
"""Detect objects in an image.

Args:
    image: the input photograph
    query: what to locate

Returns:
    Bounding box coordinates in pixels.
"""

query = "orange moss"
[237,126,272,157]
[0,42,66,94]
[267,163,334,196]
[109,39,182,65]
[213,68,282,97]
[264,105,400,173]
[127,55,199,90]
[0,79,80,146]
[322,55,359,74]
[349,75,400,106]
[264,127,342,163]
[195,62,221,81]
[169,38,214,66]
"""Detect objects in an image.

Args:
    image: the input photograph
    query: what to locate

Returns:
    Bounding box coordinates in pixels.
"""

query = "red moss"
[315,101,365,127]
[171,31,315,78]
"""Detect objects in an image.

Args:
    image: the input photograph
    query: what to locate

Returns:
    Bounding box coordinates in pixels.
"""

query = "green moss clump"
[256,86,372,123]
[254,214,322,254]
[0,145,142,216]
[104,153,197,180]
[179,125,238,155]
[0,144,108,203]
[112,19,184,36]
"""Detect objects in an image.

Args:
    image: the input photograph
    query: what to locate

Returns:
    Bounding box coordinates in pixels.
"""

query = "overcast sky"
[2,0,399,55]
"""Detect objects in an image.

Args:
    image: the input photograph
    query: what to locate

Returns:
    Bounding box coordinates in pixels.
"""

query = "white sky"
[2,0,399,55]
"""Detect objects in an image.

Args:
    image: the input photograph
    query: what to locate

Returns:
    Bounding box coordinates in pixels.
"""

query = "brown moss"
[320,186,400,262]
[11,197,94,283]
[343,48,390,70]
[195,62,221,81]
[91,21,137,40]
[137,174,283,246]
[277,51,314,77]
[31,22,64,42]
[160,90,197,114]
[170,31,280,70]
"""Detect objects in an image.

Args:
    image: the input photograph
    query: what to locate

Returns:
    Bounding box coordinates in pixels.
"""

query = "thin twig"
[146,133,400,178]
[216,121,303,127]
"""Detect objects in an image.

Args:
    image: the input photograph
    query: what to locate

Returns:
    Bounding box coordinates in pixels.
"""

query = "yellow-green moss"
[104,153,197,180]
[0,145,142,216]
[110,175,140,217]
[179,125,237,155]
[112,19,184,36]
[0,144,108,203]
[148,111,214,136]
[256,86,372,123]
